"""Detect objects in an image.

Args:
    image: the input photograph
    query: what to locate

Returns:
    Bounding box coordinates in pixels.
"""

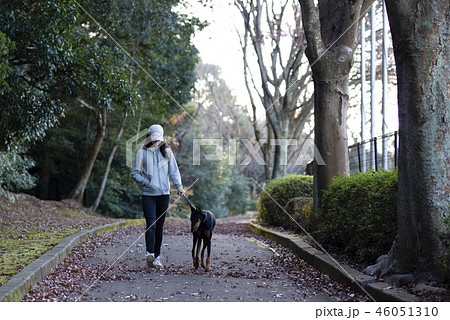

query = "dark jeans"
[142,195,170,258]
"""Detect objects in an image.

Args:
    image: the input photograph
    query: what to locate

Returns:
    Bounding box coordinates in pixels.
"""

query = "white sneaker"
[153,256,163,268]
[146,253,155,267]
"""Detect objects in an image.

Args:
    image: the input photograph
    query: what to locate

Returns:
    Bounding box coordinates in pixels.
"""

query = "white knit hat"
[148,124,164,142]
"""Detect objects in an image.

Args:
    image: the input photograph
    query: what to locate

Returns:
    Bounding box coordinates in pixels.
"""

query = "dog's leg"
[194,237,202,269]
[205,238,212,271]
[200,240,206,269]
[192,234,198,269]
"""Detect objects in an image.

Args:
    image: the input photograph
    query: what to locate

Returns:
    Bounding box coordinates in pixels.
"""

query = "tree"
[0,0,137,149]
[83,0,202,208]
[166,62,253,217]
[67,0,202,204]
[297,0,374,209]
[0,31,13,95]
[366,0,449,283]
[89,117,126,211]
[236,0,313,179]
[66,43,139,203]
[194,63,251,140]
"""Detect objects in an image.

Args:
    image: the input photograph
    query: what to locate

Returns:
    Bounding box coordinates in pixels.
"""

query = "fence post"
[374,137,378,171]
[382,0,389,170]
[357,143,361,172]
[361,17,367,174]
[370,4,376,170]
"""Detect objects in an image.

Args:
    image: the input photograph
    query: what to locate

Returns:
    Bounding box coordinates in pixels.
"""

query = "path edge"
[249,221,419,302]
[0,219,144,302]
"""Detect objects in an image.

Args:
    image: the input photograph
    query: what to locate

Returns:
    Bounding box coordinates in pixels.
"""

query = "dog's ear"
[196,205,202,212]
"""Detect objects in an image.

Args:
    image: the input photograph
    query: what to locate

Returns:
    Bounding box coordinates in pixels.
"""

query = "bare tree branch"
[236,0,314,177]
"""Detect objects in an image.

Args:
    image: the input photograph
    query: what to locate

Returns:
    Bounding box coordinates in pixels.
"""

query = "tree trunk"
[90,118,126,211]
[263,122,274,181]
[69,107,107,204]
[313,77,350,209]
[366,0,449,282]
[271,117,290,179]
[298,0,373,210]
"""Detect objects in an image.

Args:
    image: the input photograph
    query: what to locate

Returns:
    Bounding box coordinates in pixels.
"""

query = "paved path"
[24,220,364,302]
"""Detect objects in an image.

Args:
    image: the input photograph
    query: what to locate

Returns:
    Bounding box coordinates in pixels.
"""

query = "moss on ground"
[0,229,78,285]
[0,193,121,286]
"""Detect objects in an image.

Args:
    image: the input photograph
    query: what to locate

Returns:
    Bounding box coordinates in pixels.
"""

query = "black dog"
[190,205,216,271]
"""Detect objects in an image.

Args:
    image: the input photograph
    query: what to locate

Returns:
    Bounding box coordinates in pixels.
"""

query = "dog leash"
[182,194,195,208]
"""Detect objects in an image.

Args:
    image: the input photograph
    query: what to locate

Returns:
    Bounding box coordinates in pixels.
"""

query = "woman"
[131,124,184,268]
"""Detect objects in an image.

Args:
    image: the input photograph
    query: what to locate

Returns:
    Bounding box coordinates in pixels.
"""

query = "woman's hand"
[177,190,185,197]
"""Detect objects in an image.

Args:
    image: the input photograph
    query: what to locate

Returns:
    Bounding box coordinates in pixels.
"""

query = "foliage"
[0,0,138,149]
[67,0,202,204]
[175,131,250,218]
[28,108,90,199]
[93,156,143,219]
[19,0,202,210]
[182,145,230,218]
[0,31,14,94]
[163,63,254,218]
[0,149,36,193]
[247,199,258,211]
[88,0,204,115]
[315,169,398,263]
[27,107,140,217]
[284,197,313,232]
[167,188,194,219]
[257,175,313,227]
[225,168,251,215]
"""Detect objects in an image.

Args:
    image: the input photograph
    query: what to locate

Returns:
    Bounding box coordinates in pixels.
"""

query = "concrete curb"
[249,221,419,302]
[0,219,144,302]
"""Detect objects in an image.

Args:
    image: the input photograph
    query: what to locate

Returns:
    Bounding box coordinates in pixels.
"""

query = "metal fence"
[348,131,398,173]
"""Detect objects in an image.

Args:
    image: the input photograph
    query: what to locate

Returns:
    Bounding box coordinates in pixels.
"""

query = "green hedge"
[285,197,313,232]
[315,169,398,263]
[257,174,313,228]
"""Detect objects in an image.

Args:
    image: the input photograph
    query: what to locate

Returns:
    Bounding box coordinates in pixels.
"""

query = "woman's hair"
[144,134,170,159]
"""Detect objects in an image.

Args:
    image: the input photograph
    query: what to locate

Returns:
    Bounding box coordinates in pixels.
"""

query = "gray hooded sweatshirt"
[131,125,183,196]
[131,145,184,196]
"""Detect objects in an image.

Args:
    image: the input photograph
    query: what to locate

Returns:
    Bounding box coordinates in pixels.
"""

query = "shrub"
[315,169,398,263]
[0,149,36,194]
[257,174,313,227]
[284,197,313,232]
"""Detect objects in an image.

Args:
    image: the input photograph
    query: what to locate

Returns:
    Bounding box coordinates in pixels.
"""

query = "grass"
[0,192,121,286]
[0,228,81,285]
